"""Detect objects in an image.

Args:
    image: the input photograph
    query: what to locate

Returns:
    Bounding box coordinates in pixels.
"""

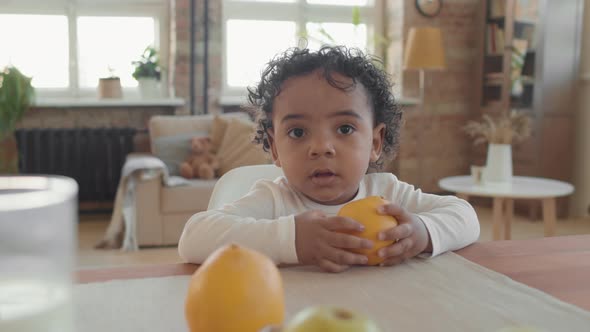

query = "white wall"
[571,0,590,217]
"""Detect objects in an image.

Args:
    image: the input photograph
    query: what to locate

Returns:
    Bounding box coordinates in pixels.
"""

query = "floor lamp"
[403,27,446,104]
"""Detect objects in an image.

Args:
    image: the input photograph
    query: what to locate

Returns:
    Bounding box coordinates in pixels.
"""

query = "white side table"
[439,176,574,240]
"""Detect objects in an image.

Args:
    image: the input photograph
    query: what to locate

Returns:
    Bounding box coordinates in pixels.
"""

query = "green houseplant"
[132,46,162,98]
[132,46,162,81]
[0,66,35,173]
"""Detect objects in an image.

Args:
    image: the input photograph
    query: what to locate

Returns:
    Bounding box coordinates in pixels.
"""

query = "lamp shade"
[403,27,446,70]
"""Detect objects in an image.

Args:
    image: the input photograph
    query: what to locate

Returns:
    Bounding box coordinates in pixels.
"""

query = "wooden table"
[77,235,590,312]
[439,176,574,240]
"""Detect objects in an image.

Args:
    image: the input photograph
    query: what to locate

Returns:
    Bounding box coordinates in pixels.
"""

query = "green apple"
[283,306,382,332]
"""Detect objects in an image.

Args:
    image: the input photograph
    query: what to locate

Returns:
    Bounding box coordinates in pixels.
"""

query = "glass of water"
[0,176,78,332]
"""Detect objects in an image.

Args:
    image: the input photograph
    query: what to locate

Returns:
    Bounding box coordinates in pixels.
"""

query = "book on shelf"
[521,75,534,84]
[515,0,538,21]
[484,73,504,86]
[486,24,505,55]
[489,0,505,19]
[489,0,538,22]
[520,25,536,50]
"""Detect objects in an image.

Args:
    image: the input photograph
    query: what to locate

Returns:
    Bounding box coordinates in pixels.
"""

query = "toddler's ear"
[370,123,386,162]
[266,129,281,167]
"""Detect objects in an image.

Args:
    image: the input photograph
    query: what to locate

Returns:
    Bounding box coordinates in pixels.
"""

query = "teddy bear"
[179,136,220,180]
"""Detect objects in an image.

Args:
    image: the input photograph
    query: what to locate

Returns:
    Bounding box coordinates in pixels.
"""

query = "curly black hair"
[246,45,403,169]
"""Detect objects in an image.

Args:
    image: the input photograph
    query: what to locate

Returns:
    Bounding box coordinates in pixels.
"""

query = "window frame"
[220,0,380,105]
[0,0,169,99]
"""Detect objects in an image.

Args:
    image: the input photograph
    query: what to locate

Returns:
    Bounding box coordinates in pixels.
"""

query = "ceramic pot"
[98,77,123,99]
[138,78,161,99]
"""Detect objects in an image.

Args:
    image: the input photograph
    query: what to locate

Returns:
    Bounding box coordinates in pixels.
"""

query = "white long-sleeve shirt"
[178,173,480,264]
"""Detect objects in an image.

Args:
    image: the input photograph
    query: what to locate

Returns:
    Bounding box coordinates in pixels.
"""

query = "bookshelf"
[474,0,583,217]
[480,0,538,111]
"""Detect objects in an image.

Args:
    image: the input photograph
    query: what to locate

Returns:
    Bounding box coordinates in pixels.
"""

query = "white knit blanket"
[96,154,191,251]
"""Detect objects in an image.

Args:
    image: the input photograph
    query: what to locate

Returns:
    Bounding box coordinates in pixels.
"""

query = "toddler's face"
[268,70,384,205]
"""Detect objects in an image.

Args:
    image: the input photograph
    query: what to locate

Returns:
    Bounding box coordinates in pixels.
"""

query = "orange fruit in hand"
[185,244,285,332]
[337,196,398,265]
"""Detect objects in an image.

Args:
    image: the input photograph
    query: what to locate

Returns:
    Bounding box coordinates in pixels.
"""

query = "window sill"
[33,97,185,108]
[219,95,421,107]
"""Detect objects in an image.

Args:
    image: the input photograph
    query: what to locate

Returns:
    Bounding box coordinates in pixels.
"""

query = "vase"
[138,78,161,99]
[485,143,513,183]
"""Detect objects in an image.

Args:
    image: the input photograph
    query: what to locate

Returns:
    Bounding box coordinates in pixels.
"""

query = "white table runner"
[75,252,590,332]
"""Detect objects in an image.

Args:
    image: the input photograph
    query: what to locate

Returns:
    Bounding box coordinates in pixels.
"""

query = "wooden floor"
[77,205,590,269]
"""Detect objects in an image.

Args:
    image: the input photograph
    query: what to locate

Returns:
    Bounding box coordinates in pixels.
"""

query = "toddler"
[178,46,480,272]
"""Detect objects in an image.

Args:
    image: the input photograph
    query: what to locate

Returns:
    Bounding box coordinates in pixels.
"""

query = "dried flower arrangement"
[463,110,532,145]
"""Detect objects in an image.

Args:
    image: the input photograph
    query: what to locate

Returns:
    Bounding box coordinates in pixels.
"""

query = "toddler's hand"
[376,203,432,266]
[294,210,373,273]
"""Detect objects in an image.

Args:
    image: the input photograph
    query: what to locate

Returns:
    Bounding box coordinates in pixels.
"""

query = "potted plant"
[132,46,162,98]
[463,110,532,183]
[0,66,35,173]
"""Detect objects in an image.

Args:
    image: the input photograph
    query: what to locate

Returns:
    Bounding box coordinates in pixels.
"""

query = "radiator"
[15,127,137,202]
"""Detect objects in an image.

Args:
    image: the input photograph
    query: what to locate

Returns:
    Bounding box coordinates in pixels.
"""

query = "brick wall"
[172,0,223,115]
[391,0,480,192]
[17,107,175,130]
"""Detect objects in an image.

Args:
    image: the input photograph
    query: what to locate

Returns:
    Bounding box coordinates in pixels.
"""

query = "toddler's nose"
[308,138,335,158]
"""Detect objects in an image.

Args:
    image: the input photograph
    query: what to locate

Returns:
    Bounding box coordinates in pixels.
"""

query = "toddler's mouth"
[310,169,337,186]
[312,169,335,177]
[310,170,337,186]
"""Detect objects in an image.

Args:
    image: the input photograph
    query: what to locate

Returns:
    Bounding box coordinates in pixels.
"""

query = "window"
[221,0,378,104]
[226,20,297,88]
[0,0,168,98]
[0,14,69,88]
[77,16,156,88]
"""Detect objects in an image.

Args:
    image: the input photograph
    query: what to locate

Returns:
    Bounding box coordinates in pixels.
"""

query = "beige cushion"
[149,115,213,148]
[216,118,271,175]
[161,179,217,213]
[209,116,228,154]
[148,113,249,153]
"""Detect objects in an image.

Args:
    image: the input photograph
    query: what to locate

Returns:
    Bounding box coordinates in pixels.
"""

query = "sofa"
[134,112,268,246]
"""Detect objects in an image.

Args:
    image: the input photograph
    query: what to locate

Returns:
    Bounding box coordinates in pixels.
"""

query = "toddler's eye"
[288,128,305,138]
[337,125,355,135]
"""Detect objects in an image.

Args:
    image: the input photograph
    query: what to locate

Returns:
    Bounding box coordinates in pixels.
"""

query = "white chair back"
[207,164,284,210]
